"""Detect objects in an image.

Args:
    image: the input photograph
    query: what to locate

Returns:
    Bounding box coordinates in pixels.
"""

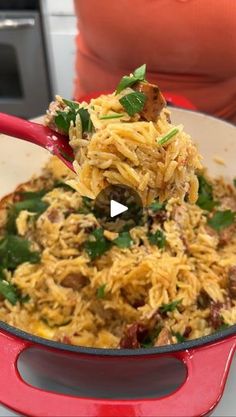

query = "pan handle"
[0,330,235,417]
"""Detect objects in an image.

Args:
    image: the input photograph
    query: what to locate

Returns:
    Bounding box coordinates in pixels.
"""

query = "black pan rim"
[1,320,235,356]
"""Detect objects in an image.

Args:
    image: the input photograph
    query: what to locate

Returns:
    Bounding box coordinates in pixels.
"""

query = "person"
[74,0,236,123]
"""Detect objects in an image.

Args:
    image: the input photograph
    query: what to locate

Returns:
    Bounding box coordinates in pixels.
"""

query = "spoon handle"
[0,112,74,171]
[0,112,57,148]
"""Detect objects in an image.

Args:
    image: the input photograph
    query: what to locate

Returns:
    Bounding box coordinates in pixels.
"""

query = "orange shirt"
[74,0,236,122]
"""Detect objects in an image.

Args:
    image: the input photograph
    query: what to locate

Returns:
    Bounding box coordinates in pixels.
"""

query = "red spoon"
[0,112,75,171]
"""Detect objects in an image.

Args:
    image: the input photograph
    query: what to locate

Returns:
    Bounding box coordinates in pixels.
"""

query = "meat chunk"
[44,96,67,134]
[228,266,236,298]
[61,273,88,291]
[154,328,173,346]
[218,224,235,247]
[119,323,149,349]
[183,326,192,338]
[209,301,223,329]
[197,290,211,309]
[133,81,166,122]
[47,208,64,224]
[148,208,167,227]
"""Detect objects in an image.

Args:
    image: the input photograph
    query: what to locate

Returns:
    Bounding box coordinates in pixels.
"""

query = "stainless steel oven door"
[0,11,51,118]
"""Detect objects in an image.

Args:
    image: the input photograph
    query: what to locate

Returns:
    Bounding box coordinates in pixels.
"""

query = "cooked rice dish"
[0,66,236,349]
[45,65,202,206]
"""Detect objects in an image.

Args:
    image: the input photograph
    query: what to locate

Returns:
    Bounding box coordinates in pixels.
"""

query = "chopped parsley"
[159,300,181,314]
[7,193,49,234]
[140,326,162,348]
[197,175,218,211]
[84,228,112,260]
[0,235,40,270]
[119,92,146,117]
[97,284,106,299]
[149,200,166,212]
[0,279,19,305]
[116,64,146,94]
[0,267,29,305]
[55,98,93,135]
[173,332,186,343]
[113,232,133,248]
[148,230,166,249]
[53,181,75,191]
[207,210,235,232]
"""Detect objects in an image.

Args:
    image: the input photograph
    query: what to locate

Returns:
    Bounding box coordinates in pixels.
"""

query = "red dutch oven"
[0,93,236,417]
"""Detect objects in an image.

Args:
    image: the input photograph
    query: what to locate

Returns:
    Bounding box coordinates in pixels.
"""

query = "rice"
[0,157,235,348]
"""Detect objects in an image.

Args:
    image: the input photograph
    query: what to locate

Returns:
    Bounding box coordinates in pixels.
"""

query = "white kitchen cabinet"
[40,0,77,98]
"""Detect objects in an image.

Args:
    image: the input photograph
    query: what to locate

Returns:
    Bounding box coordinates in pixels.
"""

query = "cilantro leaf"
[148,230,166,249]
[197,175,218,211]
[159,300,181,314]
[119,92,146,117]
[116,64,147,94]
[113,232,133,248]
[207,210,235,232]
[97,284,106,299]
[84,228,112,260]
[0,235,40,270]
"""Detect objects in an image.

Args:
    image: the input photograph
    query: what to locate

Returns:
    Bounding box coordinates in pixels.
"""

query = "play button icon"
[110,200,128,218]
[94,184,143,232]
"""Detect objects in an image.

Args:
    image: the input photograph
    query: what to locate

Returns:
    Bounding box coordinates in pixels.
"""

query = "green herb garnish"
[148,230,166,249]
[0,235,40,270]
[233,179,236,188]
[217,323,229,331]
[53,181,74,191]
[149,200,166,212]
[0,280,20,305]
[157,127,181,146]
[116,64,146,94]
[207,210,235,232]
[119,92,146,117]
[197,175,218,211]
[173,332,186,343]
[159,300,181,314]
[140,326,162,348]
[19,190,48,199]
[97,284,106,299]
[84,228,112,260]
[7,195,49,234]
[113,232,133,248]
[55,98,93,135]
[99,113,125,120]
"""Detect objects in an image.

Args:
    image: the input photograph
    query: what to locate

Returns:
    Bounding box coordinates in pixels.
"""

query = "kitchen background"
[0,0,77,118]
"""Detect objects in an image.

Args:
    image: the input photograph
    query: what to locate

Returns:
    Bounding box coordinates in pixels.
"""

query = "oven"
[0,1,51,118]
